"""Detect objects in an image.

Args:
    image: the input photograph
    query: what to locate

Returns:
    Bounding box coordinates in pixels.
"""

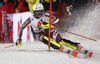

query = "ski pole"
[55,27,97,41]
[4,44,15,49]
[66,31,96,41]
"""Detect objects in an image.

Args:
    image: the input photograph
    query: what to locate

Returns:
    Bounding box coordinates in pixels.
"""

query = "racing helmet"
[33,3,44,18]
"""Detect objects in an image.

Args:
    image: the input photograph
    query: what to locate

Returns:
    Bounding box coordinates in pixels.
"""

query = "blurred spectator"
[9,0,17,8]
[88,0,100,4]
[97,0,100,2]
[73,0,88,8]
[60,0,74,6]
[66,0,74,16]
[42,0,59,15]
[26,0,39,14]
[26,0,59,15]
[58,0,74,16]
[1,0,15,14]
[16,0,29,13]
[60,0,89,16]
[0,0,3,8]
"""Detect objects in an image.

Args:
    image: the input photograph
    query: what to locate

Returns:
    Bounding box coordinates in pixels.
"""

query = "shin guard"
[42,36,61,49]
[59,39,78,50]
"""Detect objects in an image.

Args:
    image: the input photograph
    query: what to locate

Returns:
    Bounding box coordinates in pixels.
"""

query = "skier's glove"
[66,5,73,16]
[41,22,54,29]
[15,38,22,47]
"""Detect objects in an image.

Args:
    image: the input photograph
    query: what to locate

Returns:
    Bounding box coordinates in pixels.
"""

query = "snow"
[0,40,100,64]
[0,3,100,64]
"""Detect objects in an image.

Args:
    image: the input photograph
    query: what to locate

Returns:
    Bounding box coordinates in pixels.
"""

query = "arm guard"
[18,18,31,38]
[41,22,54,29]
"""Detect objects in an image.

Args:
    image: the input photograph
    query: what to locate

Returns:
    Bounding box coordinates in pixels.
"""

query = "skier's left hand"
[15,38,22,47]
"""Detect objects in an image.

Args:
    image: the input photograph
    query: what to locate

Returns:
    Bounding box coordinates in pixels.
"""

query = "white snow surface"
[0,40,100,64]
[0,3,100,64]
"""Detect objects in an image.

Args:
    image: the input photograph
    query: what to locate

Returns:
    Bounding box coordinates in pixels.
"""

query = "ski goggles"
[33,10,44,15]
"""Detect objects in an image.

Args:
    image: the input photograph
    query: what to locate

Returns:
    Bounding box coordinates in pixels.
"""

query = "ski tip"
[89,52,93,58]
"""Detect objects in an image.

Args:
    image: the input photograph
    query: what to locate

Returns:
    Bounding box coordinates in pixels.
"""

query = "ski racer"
[15,3,93,57]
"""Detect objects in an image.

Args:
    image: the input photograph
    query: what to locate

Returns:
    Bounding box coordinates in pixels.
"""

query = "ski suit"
[18,12,78,50]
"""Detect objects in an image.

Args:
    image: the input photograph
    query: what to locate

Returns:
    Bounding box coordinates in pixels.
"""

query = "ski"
[62,45,93,58]
[87,52,93,58]
[66,50,93,58]
[77,45,93,58]
[80,51,93,58]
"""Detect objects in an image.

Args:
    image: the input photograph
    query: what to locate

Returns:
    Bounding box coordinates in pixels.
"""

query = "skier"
[15,3,93,57]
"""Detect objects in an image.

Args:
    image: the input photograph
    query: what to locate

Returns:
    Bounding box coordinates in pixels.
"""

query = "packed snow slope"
[0,3,100,64]
[0,40,100,64]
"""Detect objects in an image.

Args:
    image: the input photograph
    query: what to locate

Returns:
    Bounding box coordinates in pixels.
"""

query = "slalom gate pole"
[48,0,52,51]
[55,27,97,41]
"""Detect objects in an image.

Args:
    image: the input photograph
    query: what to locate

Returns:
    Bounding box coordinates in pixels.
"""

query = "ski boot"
[59,46,78,57]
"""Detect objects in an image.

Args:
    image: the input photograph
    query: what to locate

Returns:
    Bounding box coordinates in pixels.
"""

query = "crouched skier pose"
[15,3,93,57]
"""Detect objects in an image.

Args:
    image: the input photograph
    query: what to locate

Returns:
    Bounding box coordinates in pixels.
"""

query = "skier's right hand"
[15,38,22,47]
